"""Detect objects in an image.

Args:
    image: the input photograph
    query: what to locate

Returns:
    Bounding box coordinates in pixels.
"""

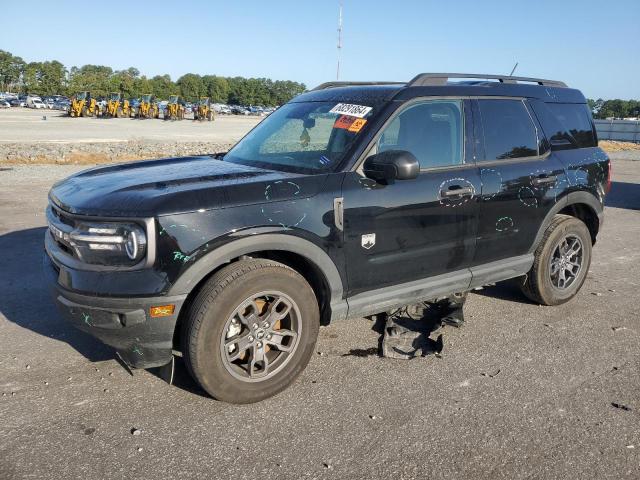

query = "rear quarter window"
[546,103,596,148]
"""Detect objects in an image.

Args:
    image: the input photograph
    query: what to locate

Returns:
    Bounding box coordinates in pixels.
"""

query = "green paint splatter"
[172,251,191,263]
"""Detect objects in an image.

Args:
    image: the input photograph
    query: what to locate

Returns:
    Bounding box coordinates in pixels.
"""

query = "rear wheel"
[182,259,319,403]
[520,215,592,305]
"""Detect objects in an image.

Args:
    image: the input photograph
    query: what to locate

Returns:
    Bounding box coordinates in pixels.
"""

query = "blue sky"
[1,0,638,99]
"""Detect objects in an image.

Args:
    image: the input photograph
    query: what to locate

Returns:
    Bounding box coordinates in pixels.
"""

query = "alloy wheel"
[220,291,301,382]
[549,234,584,290]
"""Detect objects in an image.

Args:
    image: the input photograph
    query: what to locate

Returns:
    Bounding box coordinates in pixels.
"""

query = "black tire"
[182,259,319,403]
[520,214,592,305]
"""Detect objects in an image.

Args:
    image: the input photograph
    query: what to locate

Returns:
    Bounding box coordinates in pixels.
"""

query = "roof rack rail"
[312,81,405,91]
[407,73,567,88]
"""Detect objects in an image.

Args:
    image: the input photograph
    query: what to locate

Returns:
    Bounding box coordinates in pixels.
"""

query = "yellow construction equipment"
[137,94,158,119]
[194,97,214,121]
[69,91,99,117]
[164,95,185,120]
[104,92,132,118]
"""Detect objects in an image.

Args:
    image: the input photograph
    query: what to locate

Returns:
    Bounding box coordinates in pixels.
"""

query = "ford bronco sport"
[44,73,610,403]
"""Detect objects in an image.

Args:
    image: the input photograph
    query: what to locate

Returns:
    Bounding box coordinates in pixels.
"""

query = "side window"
[478,99,539,160]
[547,103,596,148]
[378,100,464,169]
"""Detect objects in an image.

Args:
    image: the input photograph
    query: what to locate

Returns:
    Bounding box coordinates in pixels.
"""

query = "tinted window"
[547,103,596,148]
[378,100,464,169]
[478,99,538,160]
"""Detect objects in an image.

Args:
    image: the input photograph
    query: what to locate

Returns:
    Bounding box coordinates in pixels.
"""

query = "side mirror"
[363,150,419,183]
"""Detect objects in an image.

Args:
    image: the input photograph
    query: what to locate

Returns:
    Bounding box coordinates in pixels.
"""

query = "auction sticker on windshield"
[333,115,368,133]
[329,103,372,118]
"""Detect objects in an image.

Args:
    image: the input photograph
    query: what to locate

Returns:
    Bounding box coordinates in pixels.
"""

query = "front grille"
[47,203,79,259]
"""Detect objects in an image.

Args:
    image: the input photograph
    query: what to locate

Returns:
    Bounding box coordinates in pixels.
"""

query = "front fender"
[167,233,347,320]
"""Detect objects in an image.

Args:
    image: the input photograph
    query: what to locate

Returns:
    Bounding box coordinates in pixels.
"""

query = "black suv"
[44,73,610,403]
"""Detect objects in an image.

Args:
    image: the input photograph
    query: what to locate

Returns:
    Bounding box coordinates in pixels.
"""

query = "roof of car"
[296,73,585,104]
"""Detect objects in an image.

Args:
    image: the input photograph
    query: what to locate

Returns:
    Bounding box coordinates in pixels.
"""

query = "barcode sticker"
[329,103,372,118]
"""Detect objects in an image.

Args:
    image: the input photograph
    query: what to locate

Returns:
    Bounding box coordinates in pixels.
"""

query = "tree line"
[3,50,639,115]
[0,50,306,106]
[588,99,640,120]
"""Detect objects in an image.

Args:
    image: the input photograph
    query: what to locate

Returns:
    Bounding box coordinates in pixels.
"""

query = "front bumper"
[44,252,186,368]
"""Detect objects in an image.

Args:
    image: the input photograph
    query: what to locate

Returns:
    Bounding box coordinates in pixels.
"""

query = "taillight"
[606,159,612,194]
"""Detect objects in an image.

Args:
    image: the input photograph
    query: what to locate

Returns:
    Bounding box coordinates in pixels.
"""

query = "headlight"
[69,222,147,266]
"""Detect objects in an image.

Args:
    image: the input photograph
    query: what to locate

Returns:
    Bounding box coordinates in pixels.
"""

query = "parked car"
[0,100,10,108]
[213,103,232,114]
[53,100,70,111]
[26,96,46,109]
[231,105,250,115]
[9,99,20,107]
[44,72,610,404]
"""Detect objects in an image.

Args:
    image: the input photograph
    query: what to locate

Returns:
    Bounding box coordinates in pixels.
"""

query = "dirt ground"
[0,150,639,479]
[0,108,261,144]
[0,108,262,164]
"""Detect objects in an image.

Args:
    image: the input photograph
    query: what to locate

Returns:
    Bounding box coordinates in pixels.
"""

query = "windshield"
[224,101,376,174]
[109,93,120,101]
[169,95,178,103]
[141,94,152,103]
[76,92,87,100]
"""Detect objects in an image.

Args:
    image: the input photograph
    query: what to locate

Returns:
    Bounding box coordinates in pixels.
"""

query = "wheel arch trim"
[529,192,603,253]
[167,234,345,314]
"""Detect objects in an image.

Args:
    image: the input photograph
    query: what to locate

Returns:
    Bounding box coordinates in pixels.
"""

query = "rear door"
[342,98,481,296]
[472,98,565,269]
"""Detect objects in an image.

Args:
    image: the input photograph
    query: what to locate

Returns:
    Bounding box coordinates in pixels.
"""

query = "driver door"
[341,99,480,298]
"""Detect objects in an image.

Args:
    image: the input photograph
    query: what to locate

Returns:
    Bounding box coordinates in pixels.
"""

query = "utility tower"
[337,2,343,80]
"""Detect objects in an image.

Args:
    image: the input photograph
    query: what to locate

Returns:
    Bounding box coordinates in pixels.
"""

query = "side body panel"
[472,99,568,266]
[341,98,480,296]
[341,165,481,296]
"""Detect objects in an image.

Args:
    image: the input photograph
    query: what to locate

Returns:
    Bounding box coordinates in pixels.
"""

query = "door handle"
[441,186,474,197]
[531,175,557,186]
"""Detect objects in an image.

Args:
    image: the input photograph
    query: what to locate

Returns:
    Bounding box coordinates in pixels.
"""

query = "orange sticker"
[347,118,367,133]
[334,115,356,130]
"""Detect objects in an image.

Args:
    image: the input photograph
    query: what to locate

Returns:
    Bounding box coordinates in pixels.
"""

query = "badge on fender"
[361,233,376,250]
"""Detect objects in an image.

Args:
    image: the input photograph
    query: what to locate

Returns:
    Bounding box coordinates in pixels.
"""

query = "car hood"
[49,156,325,217]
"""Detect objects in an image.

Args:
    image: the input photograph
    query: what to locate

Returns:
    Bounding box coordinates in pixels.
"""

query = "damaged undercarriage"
[380,293,467,360]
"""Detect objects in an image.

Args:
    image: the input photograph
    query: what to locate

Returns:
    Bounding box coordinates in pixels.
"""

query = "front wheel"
[182,259,319,403]
[520,214,592,305]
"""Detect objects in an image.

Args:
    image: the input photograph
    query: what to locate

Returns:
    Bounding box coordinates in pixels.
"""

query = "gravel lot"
[0,108,261,164]
[0,152,639,479]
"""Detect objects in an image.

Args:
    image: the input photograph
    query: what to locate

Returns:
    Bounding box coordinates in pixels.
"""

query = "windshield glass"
[76,92,87,100]
[109,93,119,101]
[169,95,178,103]
[224,101,376,174]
